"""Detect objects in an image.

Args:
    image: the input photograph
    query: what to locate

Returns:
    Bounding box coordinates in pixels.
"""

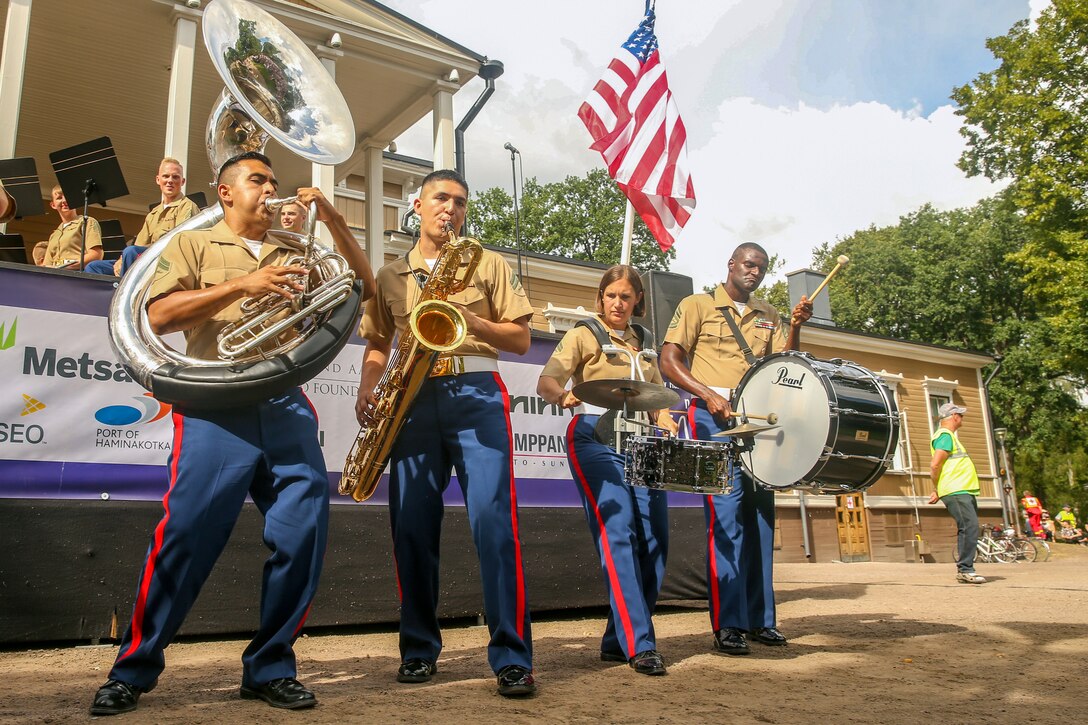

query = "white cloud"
[669,99,1005,289]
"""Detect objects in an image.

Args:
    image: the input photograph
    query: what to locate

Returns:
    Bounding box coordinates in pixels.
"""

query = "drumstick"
[728,412,778,425]
[808,255,850,302]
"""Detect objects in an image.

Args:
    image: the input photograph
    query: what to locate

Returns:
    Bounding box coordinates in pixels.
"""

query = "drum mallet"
[728,411,779,425]
[808,255,850,302]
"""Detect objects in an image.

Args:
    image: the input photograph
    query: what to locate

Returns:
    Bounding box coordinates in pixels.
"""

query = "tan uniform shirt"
[541,319,663,388]
[662,283,787,389]
[43,217,102,267]
[135,197,200,247]
[359,243,534,360]
[147,220,299,360]
[0,180,16,224]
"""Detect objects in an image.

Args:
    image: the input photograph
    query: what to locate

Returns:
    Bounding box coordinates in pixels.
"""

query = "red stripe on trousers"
[118,410,186,660]
[493,373,526,639]
[705,493,722,632]
[566,416,637,656]
[691,404,723,631]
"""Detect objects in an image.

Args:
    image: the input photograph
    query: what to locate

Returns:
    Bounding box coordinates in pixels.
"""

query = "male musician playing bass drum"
[659,243,812,655]
[355,169,537,697]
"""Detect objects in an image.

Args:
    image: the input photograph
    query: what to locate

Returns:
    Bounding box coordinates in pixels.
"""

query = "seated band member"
[278,200,308,233]
[89,151,375,716]
[32,241,48,266]
[86,158,199,276]
[41,185,103,269]
[660,243,811,656]
[537,264,677,677]
[355,169,537,698]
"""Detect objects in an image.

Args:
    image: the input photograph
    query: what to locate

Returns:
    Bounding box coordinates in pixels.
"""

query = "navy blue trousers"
[688,400,777,632]
[109,389,329,689]
[85,245,146,276]
[388,371,532,673]
[566,415,669,658]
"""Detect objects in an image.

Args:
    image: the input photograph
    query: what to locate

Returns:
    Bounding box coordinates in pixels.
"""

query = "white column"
[164,7,201,172]
[0,0,33,159]
[312,45,343,243]
[432,80,458,171]
[364,143,386,269]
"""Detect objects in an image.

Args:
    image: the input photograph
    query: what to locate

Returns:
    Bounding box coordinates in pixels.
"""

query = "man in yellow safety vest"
[927,402,986,584]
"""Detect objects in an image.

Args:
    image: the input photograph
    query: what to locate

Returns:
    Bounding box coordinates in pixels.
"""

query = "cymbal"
[572,378,680,412]
[713,423,780,438]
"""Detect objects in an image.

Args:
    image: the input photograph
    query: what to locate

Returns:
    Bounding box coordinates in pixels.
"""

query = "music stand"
[99,219,126,261]
[49,137,128,271]
[0,233,26,264]
[0,157,44,219]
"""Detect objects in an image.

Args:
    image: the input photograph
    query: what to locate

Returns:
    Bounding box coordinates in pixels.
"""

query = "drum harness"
[574,317,658,451]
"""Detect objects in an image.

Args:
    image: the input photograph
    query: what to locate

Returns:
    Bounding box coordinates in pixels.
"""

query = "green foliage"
[816,194,1088,507]
[468,168,675,272]
[952,0,1088,231]
[952,0,1088,401]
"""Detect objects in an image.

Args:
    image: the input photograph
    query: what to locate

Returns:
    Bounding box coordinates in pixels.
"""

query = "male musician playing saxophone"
[355,169,537,697]
[86,157,200,276]
[40,185,103,269]
[659,243,812,655]
[90,151,374,716]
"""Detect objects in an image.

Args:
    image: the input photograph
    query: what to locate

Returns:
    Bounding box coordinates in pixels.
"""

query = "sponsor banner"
[0,266,701,507]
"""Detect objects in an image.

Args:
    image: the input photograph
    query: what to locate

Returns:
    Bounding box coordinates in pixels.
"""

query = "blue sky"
[386,0,1037,289]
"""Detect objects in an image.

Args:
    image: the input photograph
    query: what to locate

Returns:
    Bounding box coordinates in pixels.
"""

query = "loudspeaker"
[634,270,693,347]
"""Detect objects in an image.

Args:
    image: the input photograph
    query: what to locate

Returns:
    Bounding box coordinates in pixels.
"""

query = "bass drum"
[732,351,899,493]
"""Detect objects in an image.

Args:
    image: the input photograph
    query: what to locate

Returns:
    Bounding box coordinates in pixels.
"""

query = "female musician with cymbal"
[537,264,677,677]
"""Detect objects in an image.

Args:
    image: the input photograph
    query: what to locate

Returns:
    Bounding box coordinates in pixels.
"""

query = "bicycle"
[974,531,1017,563]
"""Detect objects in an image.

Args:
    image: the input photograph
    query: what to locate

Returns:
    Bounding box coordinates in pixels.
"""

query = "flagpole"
[620,199,634,265]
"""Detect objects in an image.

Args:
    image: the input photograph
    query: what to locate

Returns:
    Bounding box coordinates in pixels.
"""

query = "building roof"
[5,0,486,219]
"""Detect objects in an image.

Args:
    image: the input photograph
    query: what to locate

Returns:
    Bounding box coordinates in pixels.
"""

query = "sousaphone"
[109,0,360,408]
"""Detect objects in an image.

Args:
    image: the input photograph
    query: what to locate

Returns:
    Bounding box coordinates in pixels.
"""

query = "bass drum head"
[734,352,831,488]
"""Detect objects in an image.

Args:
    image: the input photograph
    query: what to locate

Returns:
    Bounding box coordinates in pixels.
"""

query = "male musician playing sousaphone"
[354,169,538,697]
[659,243,812,656]
[89,151,375,716]
[537,264,678,676]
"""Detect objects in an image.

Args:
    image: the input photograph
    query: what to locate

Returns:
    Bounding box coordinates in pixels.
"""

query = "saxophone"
[339,226,484,501]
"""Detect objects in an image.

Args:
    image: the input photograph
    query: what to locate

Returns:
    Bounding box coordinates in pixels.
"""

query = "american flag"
[578,2,696,253]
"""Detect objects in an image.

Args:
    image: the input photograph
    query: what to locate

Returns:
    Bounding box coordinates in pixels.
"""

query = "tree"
[952,1,1088,377]
[813,195,1088,510]
[952,0,1088,231]
[468,168,675,271]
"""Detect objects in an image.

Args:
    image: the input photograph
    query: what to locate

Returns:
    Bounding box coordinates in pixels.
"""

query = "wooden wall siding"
[332,196,403,235]
[522,276,598,330]
[772,508,1003,564]
[340,176,404,200]
[802,339,996,499]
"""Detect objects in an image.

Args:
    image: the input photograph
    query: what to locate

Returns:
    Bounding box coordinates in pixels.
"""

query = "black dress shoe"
[90,679,149,716]
[396,659,438,683]
[239,677,316,710]
[752,627,788,646]
[713,627,750,655]
[629,650,667,676]
[496,665,536,697]
[600,650,628,663]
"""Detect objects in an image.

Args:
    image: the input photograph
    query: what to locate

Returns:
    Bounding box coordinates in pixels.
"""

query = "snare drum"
[732,351,899,493]
[624,436,733,495]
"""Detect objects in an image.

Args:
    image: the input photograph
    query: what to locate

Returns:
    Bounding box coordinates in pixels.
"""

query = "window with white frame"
[921,376,959,435]
[876,370,907,471]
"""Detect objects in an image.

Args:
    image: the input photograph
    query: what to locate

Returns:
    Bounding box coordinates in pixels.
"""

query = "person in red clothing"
[1021,491,1044,536]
